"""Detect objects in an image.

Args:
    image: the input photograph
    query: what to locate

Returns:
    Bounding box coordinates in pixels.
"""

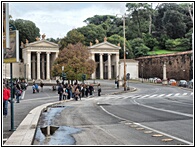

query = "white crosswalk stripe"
[166,94,173,97]
[157,94,165,97]
[149,94,158,98]
[174,93,180,96]
[182,93,188,95]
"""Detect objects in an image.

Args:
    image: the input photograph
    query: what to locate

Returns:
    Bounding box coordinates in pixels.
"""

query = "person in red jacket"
[3,84,10,118]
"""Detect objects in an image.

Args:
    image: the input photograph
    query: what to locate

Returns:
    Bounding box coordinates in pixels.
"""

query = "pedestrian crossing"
[94,92,193,100]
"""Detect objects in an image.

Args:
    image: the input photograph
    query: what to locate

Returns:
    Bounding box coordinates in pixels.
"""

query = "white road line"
[174,93,180,96]
[157,94,165,97]
[149,94,158,98]
[182,93,188,96]
[22,96,58,101]
[190,92,193,95]
[133,99,193,118]
[166,94,173,97]
[100,105,193,145]
[138,95,150,99]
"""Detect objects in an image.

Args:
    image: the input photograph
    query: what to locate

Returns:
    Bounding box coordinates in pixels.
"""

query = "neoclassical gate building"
[88,38,120,79]
[3,36,139,81]
[21,36,59,80]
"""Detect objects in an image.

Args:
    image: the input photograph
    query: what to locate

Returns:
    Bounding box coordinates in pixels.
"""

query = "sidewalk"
[3,80,136,145]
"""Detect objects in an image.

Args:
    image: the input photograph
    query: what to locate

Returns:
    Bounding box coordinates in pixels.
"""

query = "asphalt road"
[33,82,193,146]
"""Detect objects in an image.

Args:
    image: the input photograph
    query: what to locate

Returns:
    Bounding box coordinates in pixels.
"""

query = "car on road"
[178,80,188,87]
[188,79,193,89]
[156,78,162,83]
[169,79,176,85]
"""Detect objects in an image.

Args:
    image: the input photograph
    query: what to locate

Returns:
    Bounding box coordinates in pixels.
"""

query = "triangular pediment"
[88,41,121,50]
[26,40,58,48]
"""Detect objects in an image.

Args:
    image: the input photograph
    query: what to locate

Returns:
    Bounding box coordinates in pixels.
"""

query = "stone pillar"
[55,52,58,58]
[27,51,31,80]
[42,54,45,79]
[91,53,96,79]
[108,54,111,79]
[162,62,167,85]
[99,53,103,79]
[116,53,119,78]
[37,52,41,80]
[32,54,36,79]
[46,52,51,80]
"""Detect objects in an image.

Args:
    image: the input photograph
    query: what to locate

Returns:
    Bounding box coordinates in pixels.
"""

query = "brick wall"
[136,51,193,81]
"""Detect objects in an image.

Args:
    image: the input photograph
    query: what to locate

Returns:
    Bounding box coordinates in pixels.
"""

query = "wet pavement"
[3,80,135,145]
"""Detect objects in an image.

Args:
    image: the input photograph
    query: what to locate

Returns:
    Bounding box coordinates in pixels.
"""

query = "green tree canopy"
[9,19,40,59]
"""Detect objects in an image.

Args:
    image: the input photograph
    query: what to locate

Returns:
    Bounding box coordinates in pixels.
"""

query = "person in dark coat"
[58,84,63,101]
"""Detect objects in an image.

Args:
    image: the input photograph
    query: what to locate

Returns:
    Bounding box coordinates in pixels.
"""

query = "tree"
[59,29,85,50]
[9,19,40,59]
[51,42,96,82]
[108,34,133,59]
[77,24,106,46]
[130,38,150,58]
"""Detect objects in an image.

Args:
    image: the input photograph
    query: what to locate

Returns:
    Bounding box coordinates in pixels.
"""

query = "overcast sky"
[8,1,182,39]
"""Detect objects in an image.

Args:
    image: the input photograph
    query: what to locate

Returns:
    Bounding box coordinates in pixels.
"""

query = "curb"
[4,100,70,145]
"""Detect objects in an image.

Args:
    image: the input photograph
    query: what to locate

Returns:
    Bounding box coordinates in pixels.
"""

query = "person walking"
[97,83,101,96]
[58,84,63,101]
[15,87,21,103]
[40,80,44,92]
[3,84,10,118]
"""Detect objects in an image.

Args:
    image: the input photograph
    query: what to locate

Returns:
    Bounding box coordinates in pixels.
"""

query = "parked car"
[149,78,154,82]
[156,78,162,83]
[169,79,176,85]
[188,79,193,89]
[178,80,188,87]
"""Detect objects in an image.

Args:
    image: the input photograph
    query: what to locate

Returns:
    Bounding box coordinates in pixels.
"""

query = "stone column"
[27,51,31,80]
[37,52,41,80]
[108,54,111,79]
[55,52,58,58]
[91,53,96,79]
[116,53,119,78]
[46,52,51,80]
[42,54,45,79]
[32,54,36,79]
[162,62,167,85]
[99,53,103,79]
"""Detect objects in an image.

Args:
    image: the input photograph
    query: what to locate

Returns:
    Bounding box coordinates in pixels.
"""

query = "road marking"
[190,92,193,95]
[158,94,165,97]
[174,93,180,96]
[100,105,193,145]
[182,93,188,96]
[149,94,158,98]
[165,94,173,97]
[133,100,193,118]
[138,95,150,99]
[22,96,58,102]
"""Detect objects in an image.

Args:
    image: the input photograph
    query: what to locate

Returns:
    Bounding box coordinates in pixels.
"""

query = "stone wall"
[136,51,193,81]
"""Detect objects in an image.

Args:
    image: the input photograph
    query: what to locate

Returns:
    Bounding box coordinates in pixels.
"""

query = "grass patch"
[148,50,179,55]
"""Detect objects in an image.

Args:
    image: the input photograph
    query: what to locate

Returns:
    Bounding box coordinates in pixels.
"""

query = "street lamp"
[117,13,127,91]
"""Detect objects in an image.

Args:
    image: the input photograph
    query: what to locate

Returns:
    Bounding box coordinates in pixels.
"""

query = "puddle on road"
[33,106,82,145]
[34,126,81,145]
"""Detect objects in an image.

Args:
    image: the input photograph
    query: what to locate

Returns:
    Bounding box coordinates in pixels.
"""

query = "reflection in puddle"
[34,126,81,145]
[34,106,81,145]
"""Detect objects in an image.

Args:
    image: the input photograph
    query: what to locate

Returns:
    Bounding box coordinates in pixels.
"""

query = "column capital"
[99,53,103,56]
[37,51,41,54]
[46,52,51,54]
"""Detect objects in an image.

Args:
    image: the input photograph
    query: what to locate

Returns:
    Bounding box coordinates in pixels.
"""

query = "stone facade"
[136,51,193,81]
[88,40,139,80]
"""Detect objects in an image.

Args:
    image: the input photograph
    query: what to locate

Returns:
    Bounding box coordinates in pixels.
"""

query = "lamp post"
[117,13,127,91]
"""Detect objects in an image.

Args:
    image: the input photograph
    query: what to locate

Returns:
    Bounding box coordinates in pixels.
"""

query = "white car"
[169,79,176,85]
